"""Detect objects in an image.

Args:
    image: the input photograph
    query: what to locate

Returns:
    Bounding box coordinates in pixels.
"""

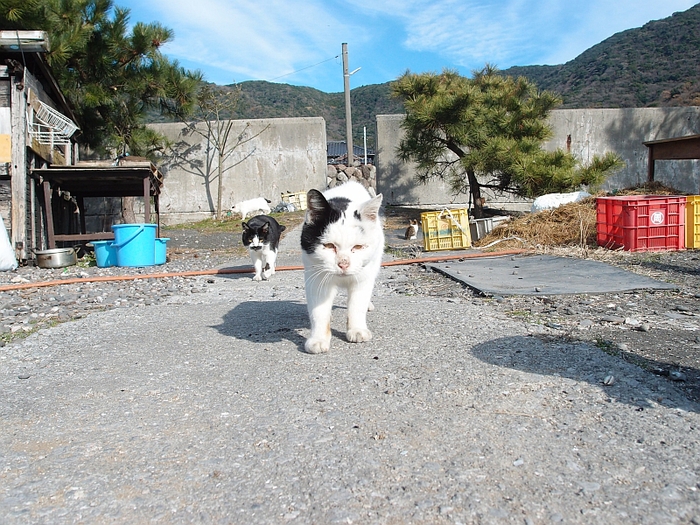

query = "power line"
[266,55,339,82]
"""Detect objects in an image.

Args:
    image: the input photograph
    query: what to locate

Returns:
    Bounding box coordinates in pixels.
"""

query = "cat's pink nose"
[337,257,350,270]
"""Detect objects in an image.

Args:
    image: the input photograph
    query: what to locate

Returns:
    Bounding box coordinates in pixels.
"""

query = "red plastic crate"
[596,195,686,252]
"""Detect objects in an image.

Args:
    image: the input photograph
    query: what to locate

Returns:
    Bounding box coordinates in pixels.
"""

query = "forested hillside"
[503,3,700,108]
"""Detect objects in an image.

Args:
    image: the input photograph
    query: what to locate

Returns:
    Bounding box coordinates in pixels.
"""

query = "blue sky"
[117,0,699,93]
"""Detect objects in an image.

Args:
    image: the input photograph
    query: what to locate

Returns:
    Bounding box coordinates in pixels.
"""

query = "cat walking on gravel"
[300,181,384,354]
[242,215,285,281]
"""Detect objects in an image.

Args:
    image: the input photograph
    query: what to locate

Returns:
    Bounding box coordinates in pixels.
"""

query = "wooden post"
[10,67,27,260]
[647,144,655,182]
[42,181,55,249]
[143,175,151,225]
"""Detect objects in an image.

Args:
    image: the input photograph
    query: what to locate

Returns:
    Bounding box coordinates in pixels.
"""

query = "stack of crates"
[420,208,472,251]
[596,195,686,252]
[686,195,700,249]
[281,191,307,211]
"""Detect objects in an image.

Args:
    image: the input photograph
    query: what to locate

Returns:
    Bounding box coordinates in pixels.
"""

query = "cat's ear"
[359,194,383,222]
[242,222,250,231]
[305,189,329,224]
[261,222,269,234]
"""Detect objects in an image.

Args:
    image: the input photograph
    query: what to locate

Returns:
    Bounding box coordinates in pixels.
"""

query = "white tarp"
[531,191,591,213]
[0,213,17,271]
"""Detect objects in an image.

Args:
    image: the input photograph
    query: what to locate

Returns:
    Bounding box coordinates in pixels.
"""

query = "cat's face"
[316,220,375,276]
[302,188,383,277]
[242,221,270,250]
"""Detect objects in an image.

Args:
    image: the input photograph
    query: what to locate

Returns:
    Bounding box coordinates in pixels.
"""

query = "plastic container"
[596,195,686,252]
[92,240,117,268]
[685,195,700,249]
[469,218,494,241]
[420,208,472,251]
[155,237,169,265]
[281,191,307,211]
[111,223,157,267]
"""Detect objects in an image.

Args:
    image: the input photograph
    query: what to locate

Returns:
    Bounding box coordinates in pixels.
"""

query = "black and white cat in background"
[301,181,384,354]
[242,215,286,281]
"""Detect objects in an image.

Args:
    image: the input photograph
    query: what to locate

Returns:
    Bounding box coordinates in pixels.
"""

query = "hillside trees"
[392,67,623,217]
[0,0,201,158]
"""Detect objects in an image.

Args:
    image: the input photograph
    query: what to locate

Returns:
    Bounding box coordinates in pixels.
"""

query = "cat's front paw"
[262,269,274,280]
[252,274,263,281]
[304,338,330,354]
[346,328,372,343]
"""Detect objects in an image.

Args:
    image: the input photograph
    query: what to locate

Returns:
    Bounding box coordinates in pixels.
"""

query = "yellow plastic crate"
[686,195,700,248]
[421,208,472,251]
[281,191,307,211]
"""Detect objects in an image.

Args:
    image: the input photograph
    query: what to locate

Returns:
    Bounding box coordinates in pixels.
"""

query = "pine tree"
[0,0,201,157]
[392,66,623,217]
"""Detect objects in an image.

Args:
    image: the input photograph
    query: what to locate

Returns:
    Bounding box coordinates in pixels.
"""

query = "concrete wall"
[544,108,700,193]
[375,114,468,207]
[150,117,327,224]
[376,107,700,209]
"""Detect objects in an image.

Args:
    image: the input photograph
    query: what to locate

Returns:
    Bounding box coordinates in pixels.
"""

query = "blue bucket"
[155,238,169,265]
[112,223,157,267]
[92,240,117,268]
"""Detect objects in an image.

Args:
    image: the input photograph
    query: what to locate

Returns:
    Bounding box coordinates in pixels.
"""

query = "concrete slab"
[426,253,678,296]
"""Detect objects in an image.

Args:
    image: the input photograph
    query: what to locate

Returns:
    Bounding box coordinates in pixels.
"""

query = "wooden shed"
[1,31,163,262]
[644,134,700,188]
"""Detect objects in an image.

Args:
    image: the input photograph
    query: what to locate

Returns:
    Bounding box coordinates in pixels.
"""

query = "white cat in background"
[231,197,272,219]
[300,181,384,354]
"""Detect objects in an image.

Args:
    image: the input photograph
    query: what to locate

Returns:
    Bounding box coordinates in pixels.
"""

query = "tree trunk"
[466,169,484,219]
[121,196,137,224]
[216,150,224,220]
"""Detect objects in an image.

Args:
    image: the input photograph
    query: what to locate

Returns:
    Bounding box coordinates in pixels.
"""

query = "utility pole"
[342,43,354,166]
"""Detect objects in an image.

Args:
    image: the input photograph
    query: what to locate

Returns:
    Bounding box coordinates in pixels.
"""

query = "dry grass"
[475,199,598,252]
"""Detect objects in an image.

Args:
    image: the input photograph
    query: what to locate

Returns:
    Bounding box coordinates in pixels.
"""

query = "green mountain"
[502,3,700,108]
[230,81,404,146]
[150,3,700,145]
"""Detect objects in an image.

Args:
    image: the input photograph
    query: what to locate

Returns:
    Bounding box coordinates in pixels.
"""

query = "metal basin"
[34,248,77,269]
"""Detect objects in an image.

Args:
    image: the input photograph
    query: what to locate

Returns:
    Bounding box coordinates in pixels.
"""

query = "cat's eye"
[323,243,336,252]
[352,245,365,251]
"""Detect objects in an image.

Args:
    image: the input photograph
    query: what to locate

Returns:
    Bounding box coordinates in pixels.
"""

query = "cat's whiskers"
[304,264,333,289]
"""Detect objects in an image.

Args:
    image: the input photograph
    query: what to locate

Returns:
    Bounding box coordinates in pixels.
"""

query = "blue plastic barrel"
[111,224,157,267]
[155,237,169,265]
[92,240,117,268]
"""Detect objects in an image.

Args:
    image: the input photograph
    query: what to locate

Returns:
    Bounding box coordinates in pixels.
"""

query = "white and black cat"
[242,215,286,281]
[300,181,384,354]
[404,219,419,240]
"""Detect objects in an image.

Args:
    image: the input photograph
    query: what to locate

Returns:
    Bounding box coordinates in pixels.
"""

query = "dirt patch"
[164,210,307,261]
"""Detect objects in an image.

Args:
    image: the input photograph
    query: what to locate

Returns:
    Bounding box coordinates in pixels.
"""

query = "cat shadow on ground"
[213,264,259,280]
[211,300,344,351]
[471,335,699,413]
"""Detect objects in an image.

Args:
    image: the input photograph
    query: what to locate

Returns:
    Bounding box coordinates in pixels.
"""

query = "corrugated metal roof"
[327,141,373,158]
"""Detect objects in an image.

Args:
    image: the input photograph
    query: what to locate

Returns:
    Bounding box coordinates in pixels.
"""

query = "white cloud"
[343,0,699,69]
[148,0,359,83]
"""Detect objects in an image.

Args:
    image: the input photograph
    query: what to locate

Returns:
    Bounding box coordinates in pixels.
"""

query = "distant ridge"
[502,3,700,108]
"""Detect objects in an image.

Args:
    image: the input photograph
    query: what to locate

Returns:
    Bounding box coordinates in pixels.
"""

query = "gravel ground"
[1,226,699,523]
